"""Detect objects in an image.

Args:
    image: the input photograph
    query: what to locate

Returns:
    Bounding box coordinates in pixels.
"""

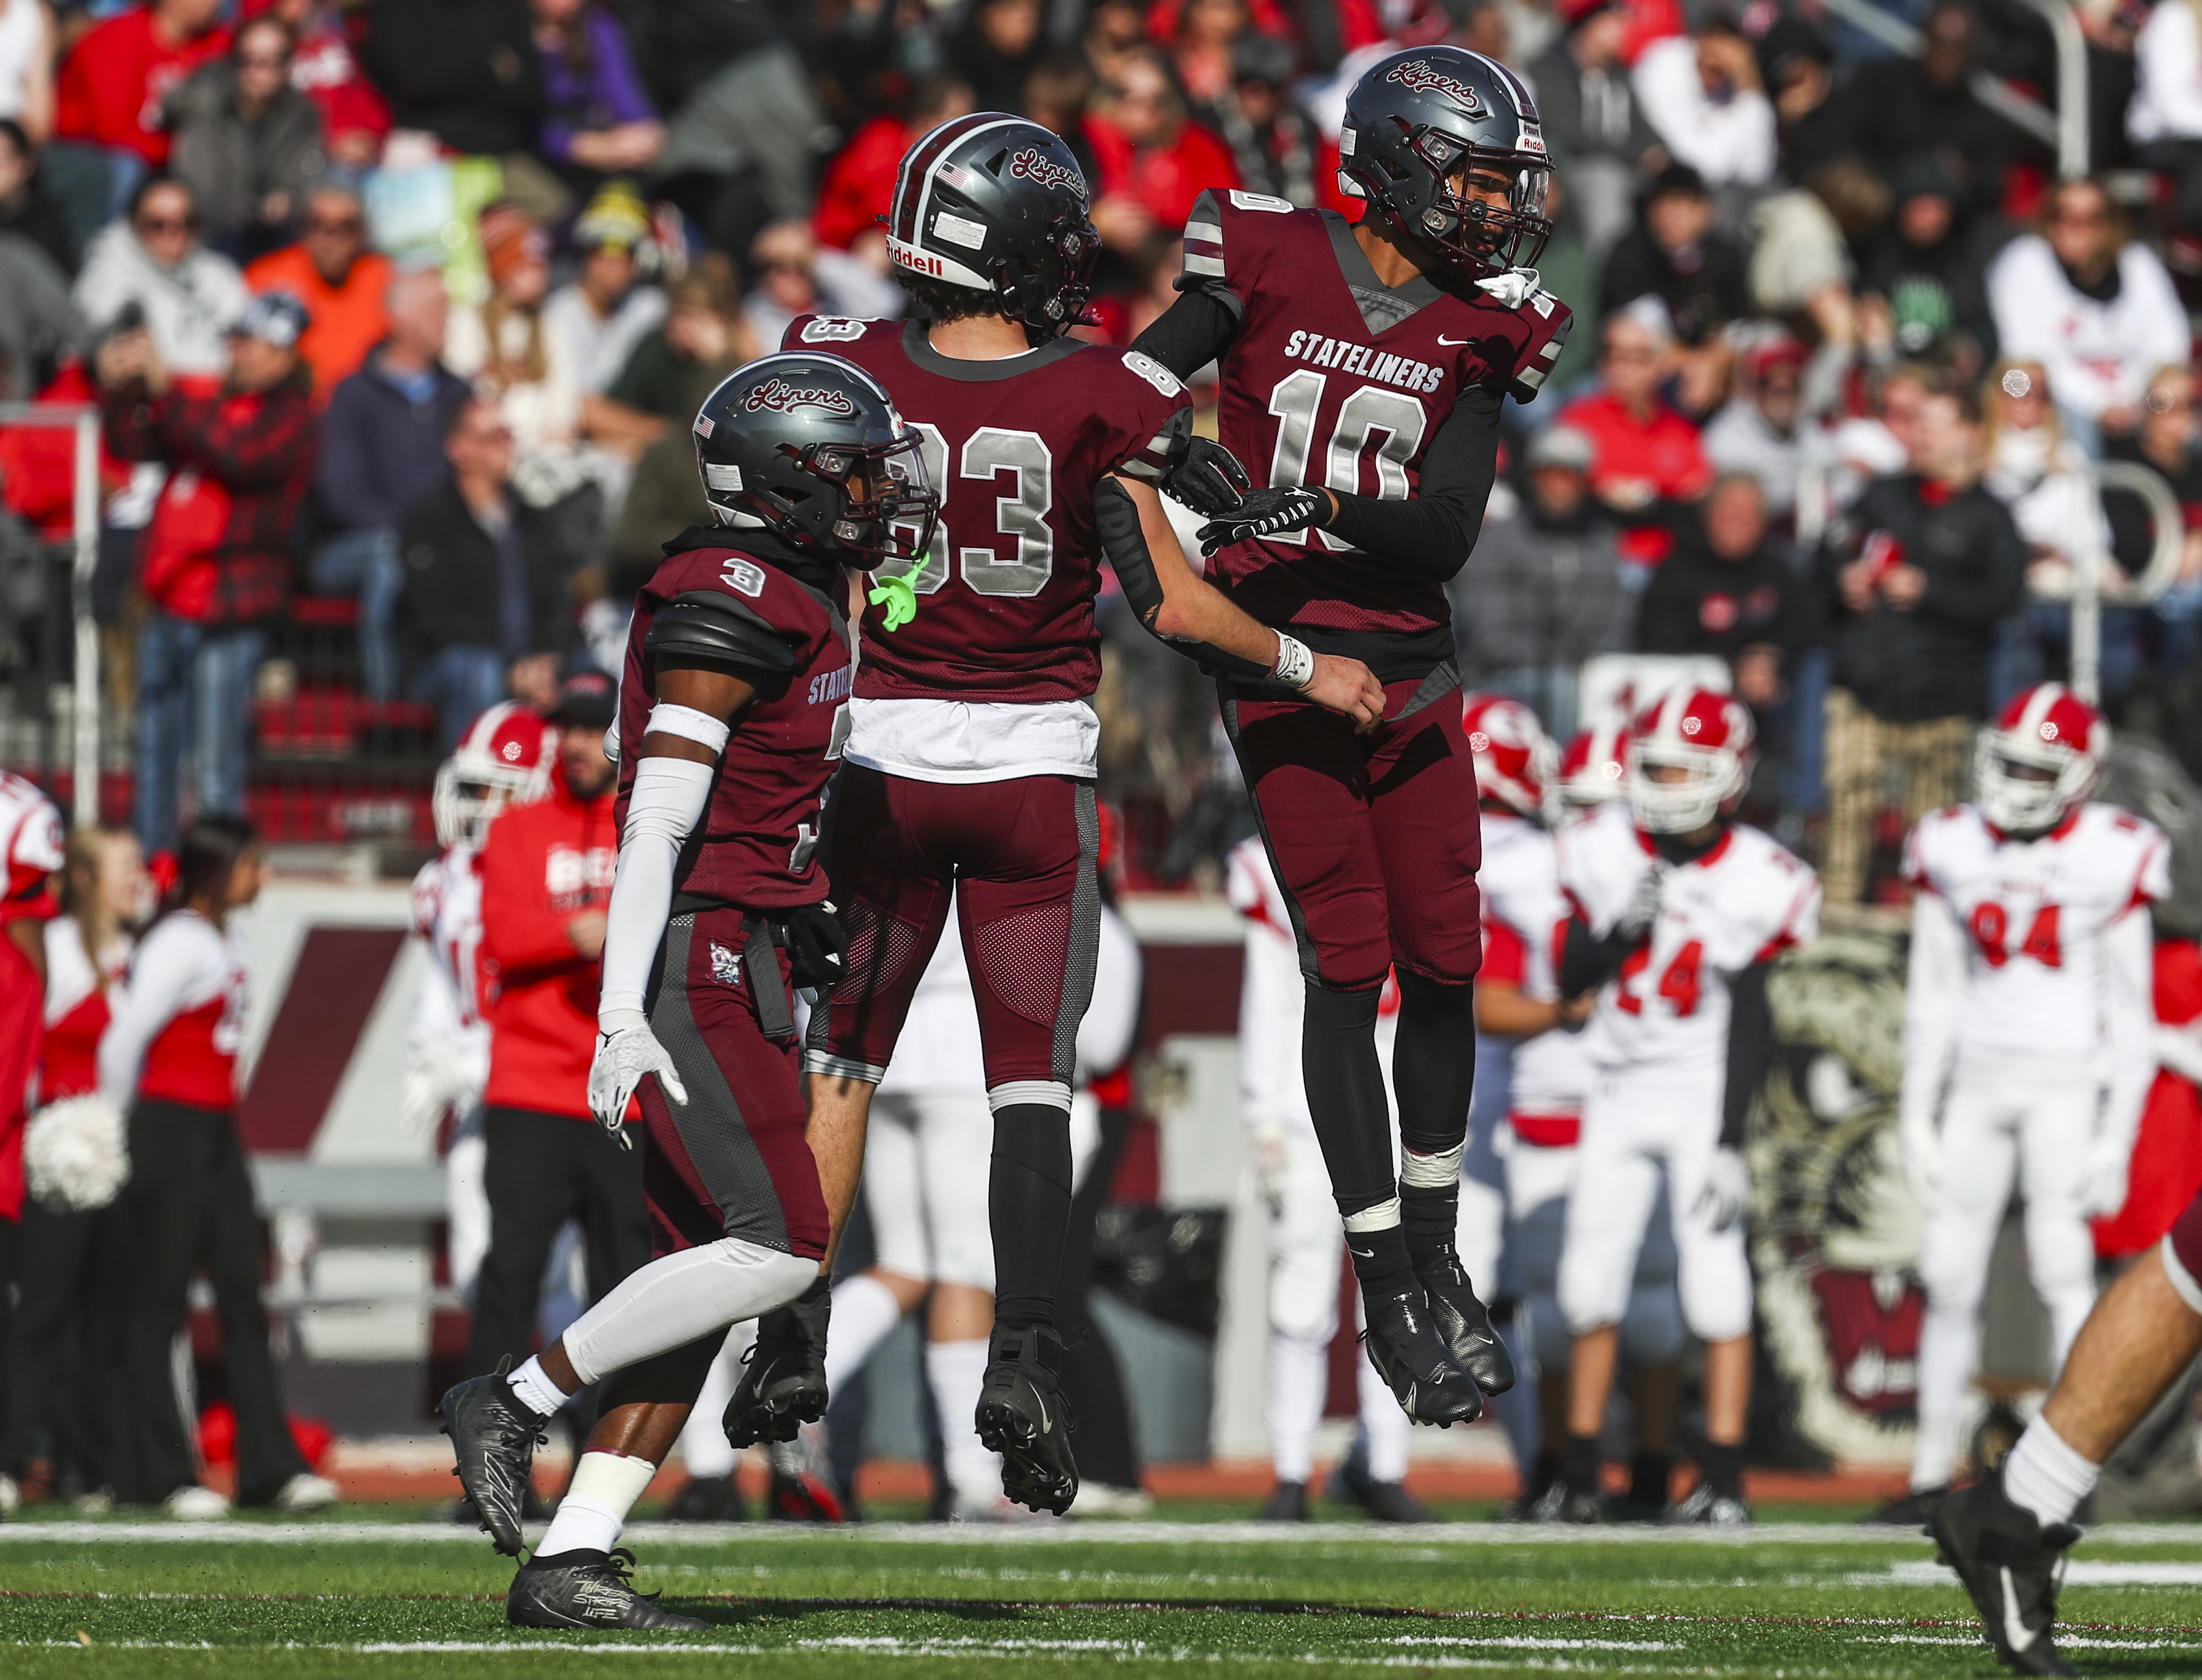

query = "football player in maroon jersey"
[439,353,937,1629]
[1130,46,1573,1424]
[733,113,1389,1516]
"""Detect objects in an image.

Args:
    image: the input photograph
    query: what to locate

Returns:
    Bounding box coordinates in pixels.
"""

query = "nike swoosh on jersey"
[1436,335,1473,346]
[2001,1568,2038,1652]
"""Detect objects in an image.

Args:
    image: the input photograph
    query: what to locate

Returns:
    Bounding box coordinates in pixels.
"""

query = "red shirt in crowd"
[478,762,616,1121]
[55,5,230,166]
[1554,386,1713,566]
[1081,113,1240,235]
[2095,937,2202,1258]
[813,114,912,252]
[245,246,395,396]
[0,776,62,1220]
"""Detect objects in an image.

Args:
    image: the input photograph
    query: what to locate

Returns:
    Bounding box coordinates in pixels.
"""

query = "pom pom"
[24,1094,131,1212]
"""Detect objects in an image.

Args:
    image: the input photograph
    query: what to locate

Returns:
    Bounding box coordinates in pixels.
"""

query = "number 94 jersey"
[1903,802,2168,1058]
[785,314,1189,704]
[1557,804,1820,1073]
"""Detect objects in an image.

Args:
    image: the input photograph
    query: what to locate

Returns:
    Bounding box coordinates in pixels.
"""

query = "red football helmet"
[1625,687,1754,834]
[1461,693,1555,819]
[1553,720,1630,815]
[433,702,557,848]
[1974,682,2107,836]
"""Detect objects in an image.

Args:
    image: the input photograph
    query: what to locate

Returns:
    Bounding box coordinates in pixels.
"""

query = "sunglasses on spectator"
[306,215,365,234]
[238,50,289,67]
[136,213,194,233]
[2051,204,2106,226]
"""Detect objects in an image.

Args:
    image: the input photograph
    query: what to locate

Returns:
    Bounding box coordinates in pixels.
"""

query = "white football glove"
[1693,1145,1750,1233]
[398,1041,484,1137]
[1616,862,1667,943]
[1899,1111,1941,1207]
[588,1009,689,1148]
[2080,1136,2132,1220]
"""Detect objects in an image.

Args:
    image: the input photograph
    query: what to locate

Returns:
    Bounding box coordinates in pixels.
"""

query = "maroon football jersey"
[1181,188,1572,653]
[782,315,1189,704]
[615,533,852,910]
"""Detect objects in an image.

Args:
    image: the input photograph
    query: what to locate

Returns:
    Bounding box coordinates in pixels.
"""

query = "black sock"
[1527,1449,1563,1497]
[1564,1432,1602,1492]
[988,1102,1072,1330]
[1340,1200,1417,1302]
[1393,972,1476,1267]
[1629,1450,1673,1509]
[1701,1441,1745,1501]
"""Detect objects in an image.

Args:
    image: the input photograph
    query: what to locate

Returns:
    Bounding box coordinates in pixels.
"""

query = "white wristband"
[645,702,732,754]
[1270,632,1315,691]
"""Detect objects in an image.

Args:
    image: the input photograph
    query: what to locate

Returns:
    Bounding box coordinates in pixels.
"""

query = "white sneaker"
[165,1485,230,1520]
[0,1473,20,1519]
[273,1473,339,1512]
[74,1489,114,1516]
[1069,1482,1153,1518]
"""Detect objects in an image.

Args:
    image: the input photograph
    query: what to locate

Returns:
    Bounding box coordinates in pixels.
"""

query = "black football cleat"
[975,1322,1079,1515]
[1360,1287,1483,1426]
[507,1548,710,1631]
[1865,1484,1948,1528]
[1930,1470,2081,1677]
[438,1358,548,1557]
[1411,1248,1516,1395]
[1327,1449,1436,1524]
[722,1278,831,1448]
[662,1474,745,1523]
[1664,1480,1752,1527]
[1259,1480,1310,1521]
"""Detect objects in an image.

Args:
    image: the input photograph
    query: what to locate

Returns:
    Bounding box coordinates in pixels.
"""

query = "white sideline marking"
[1866,1559,2202,1587]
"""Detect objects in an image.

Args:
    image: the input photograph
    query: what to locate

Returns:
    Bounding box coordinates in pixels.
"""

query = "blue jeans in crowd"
[135,615,265,854]
[412,645,509,753]
[309,528,404,701]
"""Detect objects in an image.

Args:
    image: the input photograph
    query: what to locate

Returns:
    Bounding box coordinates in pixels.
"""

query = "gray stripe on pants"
[1050,782,1103,1088]
[648,913,791,1253]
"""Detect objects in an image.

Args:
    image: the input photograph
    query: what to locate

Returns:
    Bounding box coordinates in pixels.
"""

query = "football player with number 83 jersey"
[777,113,1386,1518]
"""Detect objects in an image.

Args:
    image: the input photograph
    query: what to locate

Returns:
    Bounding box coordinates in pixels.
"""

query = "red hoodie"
[477,764,615,1121]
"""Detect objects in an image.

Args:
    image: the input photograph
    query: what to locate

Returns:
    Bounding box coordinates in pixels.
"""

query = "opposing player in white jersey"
[1228,837,1428,1523]
[1893,683,2165,1518]
[1552,689,1819,1524]
[401,703,556,1298]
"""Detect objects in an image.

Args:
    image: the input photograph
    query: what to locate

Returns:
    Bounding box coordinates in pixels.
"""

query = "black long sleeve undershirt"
[1721,961,1773,1151]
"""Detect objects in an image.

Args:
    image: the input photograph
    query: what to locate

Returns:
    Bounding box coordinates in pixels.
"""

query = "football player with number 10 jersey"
[1131,46,1571,1427]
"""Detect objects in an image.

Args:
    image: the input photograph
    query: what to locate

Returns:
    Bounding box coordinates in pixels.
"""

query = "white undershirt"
[843,696,1099,783]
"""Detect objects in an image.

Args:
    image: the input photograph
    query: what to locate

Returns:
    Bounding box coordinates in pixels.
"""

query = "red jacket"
[1081,114,1240,233]
[813,115,909,252]
[478,765,616,1120]
[55,7,229,166]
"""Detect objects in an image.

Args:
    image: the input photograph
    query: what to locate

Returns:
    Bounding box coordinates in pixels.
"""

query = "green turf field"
[8,1511,2202,1677]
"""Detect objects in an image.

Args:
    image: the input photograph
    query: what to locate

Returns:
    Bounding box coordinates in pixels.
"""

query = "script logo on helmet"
[743,379,858,418]
[1384,57,1485,114]
[1008,147,1087,198]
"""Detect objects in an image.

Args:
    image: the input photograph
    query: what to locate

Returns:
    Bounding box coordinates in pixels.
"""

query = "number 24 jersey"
[1557,804,1820,1072]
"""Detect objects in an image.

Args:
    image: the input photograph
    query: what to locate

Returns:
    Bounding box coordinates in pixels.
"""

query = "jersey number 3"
[886,423,1054,598]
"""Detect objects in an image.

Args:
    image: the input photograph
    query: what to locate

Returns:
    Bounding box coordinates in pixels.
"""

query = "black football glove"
[1159,435,1251,519]
[779,901,849,992]
[1198,486,1326,558]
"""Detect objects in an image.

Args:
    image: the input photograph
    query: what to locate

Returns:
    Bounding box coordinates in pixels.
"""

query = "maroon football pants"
[1219,669,1483,992]
[805,764,1100,1097]
[637,905,828,1263]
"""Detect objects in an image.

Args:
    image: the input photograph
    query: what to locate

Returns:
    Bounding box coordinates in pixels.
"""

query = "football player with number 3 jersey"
[1553,689,1819,1524]
[1130,46,1570,1427]
[1894,683,2165,1516]
[776,113,1385,1518]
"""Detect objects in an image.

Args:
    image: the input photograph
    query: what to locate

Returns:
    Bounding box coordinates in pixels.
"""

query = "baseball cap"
[230,290,310,348]
[1525,426,1595,473]
[547,670,618,728]
[1557,0,1618,28]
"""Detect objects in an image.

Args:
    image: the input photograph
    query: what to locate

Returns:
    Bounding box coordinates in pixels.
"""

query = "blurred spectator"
[160,14,324,263]
[598,250,751,427]
[1083,48,1238,252]
[244,180,391,393]
[1988,176,2190,446]
[53,0,227,176]
[1082,0,1152,89]
[2132,0,2202,234]
[1022,56,1096,177]
[1206,31,1349,213]
[738,218,901,355]
[0,231,79,399]
[98,291,317,850]
[362,0,543,161]
[1703,336,1828,522]
[542,182,663,395]
[647,31,831,269]
[1526,0,1665,257]
[397,398,586,748]
[1813,384,2026,904]
[74,175,246,376]
[260,0,387,170]
[1162,0,1247,113]
[1448,424,1630,737]
[528,0,661,191]
[313,267,468,701]
[444,201,583,483]
[950,0,1046,114]
[0,119,80,273]
[2109,365,2202,672]
[1598,163,1748,347]
[1630,12,1774,189]
[1554,301,1714,568]
[1843,0,2004,214]
[1758,16,1847,186]
[812,77,972,254]
[1858,152,1997,373]
[0,0,52,144]
[1636,472,1806,711]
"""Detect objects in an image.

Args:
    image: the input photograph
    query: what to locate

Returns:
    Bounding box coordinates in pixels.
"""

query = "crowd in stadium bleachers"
[1,0,2200,897]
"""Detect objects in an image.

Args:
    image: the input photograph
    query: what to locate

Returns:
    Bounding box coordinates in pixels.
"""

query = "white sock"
[926,1338,996,1502]
[533,1451,659,1559]
[2002,1418,2100,1529]
[1266,1331,1329,1485]
[560,1240,817,1385]
[676,1324,752,1481]
[506,1356,568,1419]
[824,1273,908,1394]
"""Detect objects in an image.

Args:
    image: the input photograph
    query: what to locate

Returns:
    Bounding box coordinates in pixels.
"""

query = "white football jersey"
[1227,837,1396,1137]
[410,846,490,1068]
[1477,812,1592,1123]
[1903,801,2169,1058]
[0,771,64,906]
[1558,804,1820,1072]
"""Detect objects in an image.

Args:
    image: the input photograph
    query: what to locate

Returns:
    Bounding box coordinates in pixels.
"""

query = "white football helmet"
[432,702,557,848]
[1461,692,1556,820]
[1625,688,1755,835]
[1551,719,1630,817]
[1973,682,2107,837]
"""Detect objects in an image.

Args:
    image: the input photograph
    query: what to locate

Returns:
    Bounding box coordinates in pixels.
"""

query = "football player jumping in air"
[439,353,937,1628]
[746,114,1384,1518]
[1129,47,1571,1423]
